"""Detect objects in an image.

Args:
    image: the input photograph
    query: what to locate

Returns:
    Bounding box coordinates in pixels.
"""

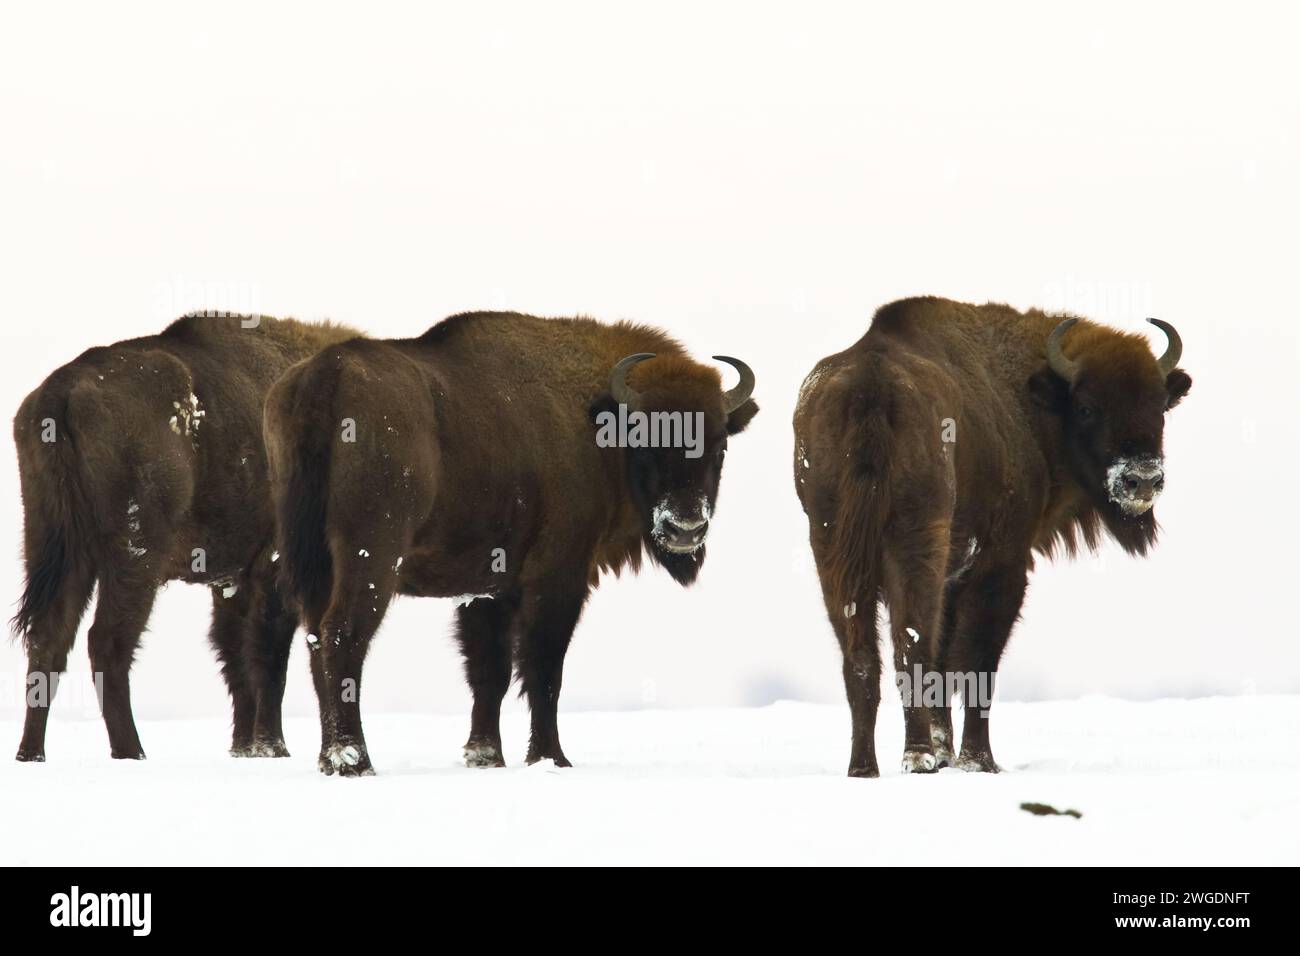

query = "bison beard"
[11,314,360,762]
[265,312,757,776]
[794,297,1190,777]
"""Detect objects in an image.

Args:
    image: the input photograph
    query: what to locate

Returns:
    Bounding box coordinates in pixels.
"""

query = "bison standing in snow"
[12,314,358,761]
[794,297,1191,776]
[264,312,757,776]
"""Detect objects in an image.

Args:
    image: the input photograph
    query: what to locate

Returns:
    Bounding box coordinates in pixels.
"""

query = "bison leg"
[455,594,520,768]
[840,633,883,778]
[246,575,297,758]
[217,568,295,758]
[929,698,957,768]
[884,532,950,774]
[15,565,96,762]
[312,577,394,777]
[926,596,962,767]
[810,543,882,777]
[208,582,258,755]
[946,563,1029,773]
[517,584,587,767]
[305,614,331,758]
[87,578,158,760]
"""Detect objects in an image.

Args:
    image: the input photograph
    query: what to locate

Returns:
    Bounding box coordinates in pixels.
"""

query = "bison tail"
[825,358,894,627]
[11,392,95,643]
[266,357,340,626]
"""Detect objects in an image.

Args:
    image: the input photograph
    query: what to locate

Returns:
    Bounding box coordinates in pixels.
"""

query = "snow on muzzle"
[652,497,712,553]
[1106,456,1165,515]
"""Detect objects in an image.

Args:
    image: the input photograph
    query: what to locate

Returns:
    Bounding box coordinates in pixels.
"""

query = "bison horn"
[1147,318,1183,375]
[713,356,756,413]
[1045,318,1081,384]
[609,352,655,407]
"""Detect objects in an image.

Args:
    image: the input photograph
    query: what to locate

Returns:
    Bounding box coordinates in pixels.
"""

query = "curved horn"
[1147,318,1183,375]
[609,352,655,407]
[713,355,756,413]
[1045,318,1081,383]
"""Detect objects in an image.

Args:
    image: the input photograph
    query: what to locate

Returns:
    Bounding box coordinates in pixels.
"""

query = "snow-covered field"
[3,696,1296,866]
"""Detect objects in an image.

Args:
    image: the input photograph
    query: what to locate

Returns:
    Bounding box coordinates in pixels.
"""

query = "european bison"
[12,314,358,761]
[264,312,757,776]
[793,297,1190,776]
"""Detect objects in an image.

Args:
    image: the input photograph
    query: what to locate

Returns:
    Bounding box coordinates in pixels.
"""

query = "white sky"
[1,2,1297,726]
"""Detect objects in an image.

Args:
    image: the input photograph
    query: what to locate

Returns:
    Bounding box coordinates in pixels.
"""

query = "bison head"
[1030,317,1192,535]
[599,352,758,584]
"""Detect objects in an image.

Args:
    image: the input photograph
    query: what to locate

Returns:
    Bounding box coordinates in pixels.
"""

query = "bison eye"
[1075,404,1095,422]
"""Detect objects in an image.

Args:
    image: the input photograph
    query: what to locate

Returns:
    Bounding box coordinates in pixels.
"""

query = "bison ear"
[1027,366,1068,413]
[726,399,759,435]
[1164,369,1192,410]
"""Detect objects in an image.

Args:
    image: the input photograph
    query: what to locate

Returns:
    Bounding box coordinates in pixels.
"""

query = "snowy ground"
[2,696,1296,866]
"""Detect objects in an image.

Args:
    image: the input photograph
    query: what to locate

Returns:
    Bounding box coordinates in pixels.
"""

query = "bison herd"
[11,298,1190,777]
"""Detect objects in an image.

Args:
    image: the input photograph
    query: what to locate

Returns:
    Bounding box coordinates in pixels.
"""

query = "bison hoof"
[930,731,955,769]
[318,743,374,777]
[111,749,146,760]
[956,752,1000,773]
[525,751,573,769]
[900,750,938,774]
[14,749,45,763]
[463,741,505,768]
[233,740,291,758]
[847,763,879,778]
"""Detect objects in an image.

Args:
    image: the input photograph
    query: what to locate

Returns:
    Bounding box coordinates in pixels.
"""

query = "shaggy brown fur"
[265,312,757,776]
[794,297,1191,777]
[12,314,359,761]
